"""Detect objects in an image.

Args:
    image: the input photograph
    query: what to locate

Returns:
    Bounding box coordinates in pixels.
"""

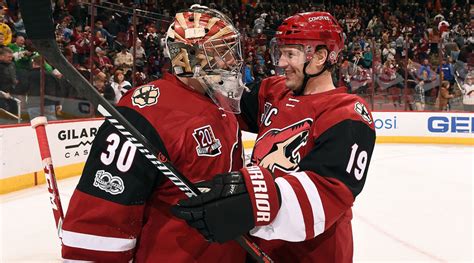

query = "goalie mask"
[165,5,244,113]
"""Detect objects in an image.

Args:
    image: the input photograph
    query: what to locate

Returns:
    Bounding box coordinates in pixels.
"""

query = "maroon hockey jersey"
[62,73,246,262]
[240,76,376,262]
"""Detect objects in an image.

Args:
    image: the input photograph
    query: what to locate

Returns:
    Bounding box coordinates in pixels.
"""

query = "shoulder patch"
[192,125,222,157]
[132,85,160,108]
[354,102,372,124]
[93,170,125,195]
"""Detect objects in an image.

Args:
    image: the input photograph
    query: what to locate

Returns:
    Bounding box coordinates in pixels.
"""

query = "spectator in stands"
[92,30,108,50]
[55,15,73,53]
[0,46,17,113]
[91,47,113,74]
[68,0,88,27]
[71,24,90,66]
[416,37,430,61]
[437,57,455,85]
[16,56,64,120]
[104,15,122,39]
[361,45,373,69]
[109,69,131,104]
[114,46,133,74]
[130,39,146,68]
[382,59,402,108]
[8,35,32,70]
[0,46,16,92]
[10,13,26,37]
[0,17,10,42]
[458,37,473,68]
[418,59,432,81]
[395,34,404,58]
[462,73,474,112]
[146,48,163,78]
[93,73,115,103]
[413,80,425,111]
[382,42,396,63]
[94,20,114,48]
[243,61,254,85]
[437,80,454,111]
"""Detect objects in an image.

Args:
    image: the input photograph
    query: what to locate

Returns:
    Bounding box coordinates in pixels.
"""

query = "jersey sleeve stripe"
[63,260,94,263]
[249,177,306,241]
[63,259,133,263]
[290,171,326,238]
[283,175,315,239]
[61,229,136,252]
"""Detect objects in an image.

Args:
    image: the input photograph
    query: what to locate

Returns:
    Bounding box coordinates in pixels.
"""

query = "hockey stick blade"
[19,0,272,262]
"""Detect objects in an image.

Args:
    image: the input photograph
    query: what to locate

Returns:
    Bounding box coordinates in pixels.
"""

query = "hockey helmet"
[165,5,244,113]
[270,12,344,66]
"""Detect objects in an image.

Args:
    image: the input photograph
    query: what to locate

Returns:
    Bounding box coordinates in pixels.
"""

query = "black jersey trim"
[240,82,262,133]
[298,120,375,198]
[76,107,167,205]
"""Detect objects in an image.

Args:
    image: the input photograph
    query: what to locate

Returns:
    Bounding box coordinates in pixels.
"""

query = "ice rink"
[1,144,472,262]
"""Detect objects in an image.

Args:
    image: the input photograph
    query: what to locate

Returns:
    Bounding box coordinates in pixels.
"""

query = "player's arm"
[251,113,375,241]
[61,107,165,261]
[171,101,375,243]
[239,81,262,133]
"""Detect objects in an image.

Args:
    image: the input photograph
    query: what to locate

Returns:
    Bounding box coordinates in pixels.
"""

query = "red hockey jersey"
[62,73,246,262]
[240,76,376,262]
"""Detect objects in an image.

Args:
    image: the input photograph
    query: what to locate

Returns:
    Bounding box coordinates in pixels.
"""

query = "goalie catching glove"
[171,166,280,243]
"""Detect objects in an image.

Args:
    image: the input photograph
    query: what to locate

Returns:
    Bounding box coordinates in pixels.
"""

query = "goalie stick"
[31,116,65,239]
[18,1,272,262]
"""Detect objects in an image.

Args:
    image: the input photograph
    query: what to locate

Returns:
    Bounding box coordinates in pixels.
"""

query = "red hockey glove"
[171,166,280,243]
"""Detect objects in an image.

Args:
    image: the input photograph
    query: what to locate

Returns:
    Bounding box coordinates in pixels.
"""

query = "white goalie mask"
[165,5,244,113]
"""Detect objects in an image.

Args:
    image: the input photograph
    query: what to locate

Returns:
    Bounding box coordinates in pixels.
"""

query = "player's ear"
[306,48,328,74]
[313,48,328,66]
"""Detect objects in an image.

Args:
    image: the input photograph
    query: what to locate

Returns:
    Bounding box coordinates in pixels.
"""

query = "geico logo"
[374,116,397,129]
[58,128,98,140]
[428,116,474,133]
[308,16,330,22]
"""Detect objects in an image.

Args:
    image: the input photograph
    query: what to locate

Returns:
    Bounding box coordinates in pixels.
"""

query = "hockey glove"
[171,166,280,243]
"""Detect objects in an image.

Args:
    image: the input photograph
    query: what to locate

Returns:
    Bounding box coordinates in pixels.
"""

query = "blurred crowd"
[0,0,473,123]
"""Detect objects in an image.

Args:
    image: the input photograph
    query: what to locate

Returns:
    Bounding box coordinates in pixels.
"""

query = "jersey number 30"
[346,143,368,180]
[100,133,137,172]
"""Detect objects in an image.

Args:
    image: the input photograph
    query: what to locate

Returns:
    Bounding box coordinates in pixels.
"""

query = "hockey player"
[61,5,248,262]
[172,12,376,262]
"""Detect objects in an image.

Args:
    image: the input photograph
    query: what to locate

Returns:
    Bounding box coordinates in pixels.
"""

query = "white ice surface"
[1,144,472,262]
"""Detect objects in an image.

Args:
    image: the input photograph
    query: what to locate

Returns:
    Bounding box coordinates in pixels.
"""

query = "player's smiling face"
[277,45,306,92]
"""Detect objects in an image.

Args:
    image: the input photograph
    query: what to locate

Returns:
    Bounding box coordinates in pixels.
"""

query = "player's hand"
[171,166,280,243]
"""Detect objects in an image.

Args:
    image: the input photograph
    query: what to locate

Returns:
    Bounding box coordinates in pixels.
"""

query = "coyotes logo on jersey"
[252,118,313,173]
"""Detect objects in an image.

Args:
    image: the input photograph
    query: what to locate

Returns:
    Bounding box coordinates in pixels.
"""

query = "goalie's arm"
[62,107,165,261]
